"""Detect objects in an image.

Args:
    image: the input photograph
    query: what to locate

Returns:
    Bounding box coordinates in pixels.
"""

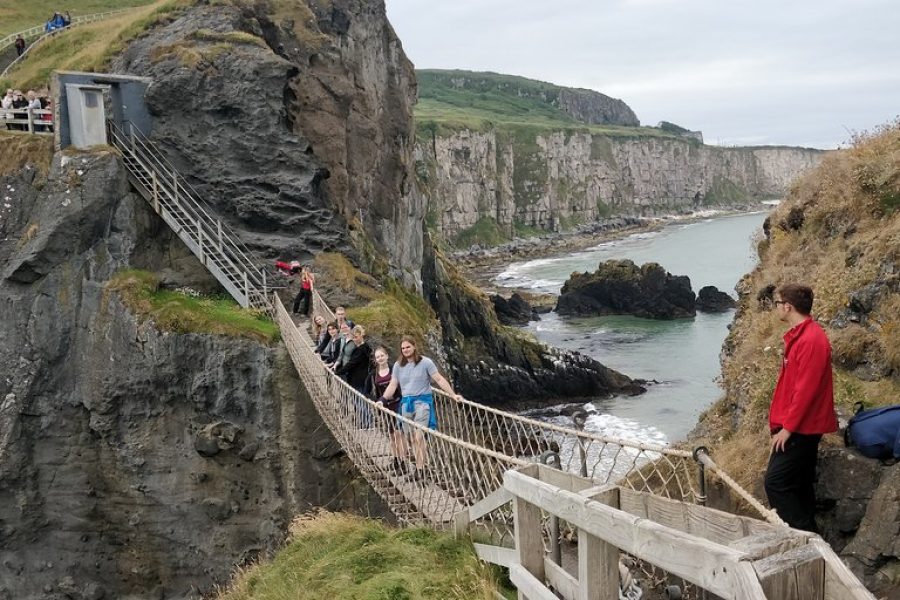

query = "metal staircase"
[106,120,271,310]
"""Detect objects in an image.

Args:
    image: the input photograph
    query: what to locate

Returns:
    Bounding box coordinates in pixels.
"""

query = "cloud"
[385,0,900,148]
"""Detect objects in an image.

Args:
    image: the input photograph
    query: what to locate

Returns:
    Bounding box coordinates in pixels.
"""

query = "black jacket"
[336,341,372,389]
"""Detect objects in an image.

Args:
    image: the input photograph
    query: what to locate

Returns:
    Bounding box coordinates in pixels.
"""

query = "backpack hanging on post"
[844,402,900,463]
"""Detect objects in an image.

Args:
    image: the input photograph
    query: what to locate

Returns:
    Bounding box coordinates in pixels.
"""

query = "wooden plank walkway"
[351,429,465,523]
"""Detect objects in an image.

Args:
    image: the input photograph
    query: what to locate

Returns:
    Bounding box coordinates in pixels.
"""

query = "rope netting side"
[307,290,775,524]
[275,295,524,534]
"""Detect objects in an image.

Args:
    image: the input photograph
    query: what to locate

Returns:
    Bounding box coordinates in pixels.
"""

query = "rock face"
[696,285,737,312]
[556,260,696,319]
[416,129,824,243]
[0,153,385,600]
[490,293,538,326]
[816,449,900,594]
[423,238,644,406]
[113,0,424,287]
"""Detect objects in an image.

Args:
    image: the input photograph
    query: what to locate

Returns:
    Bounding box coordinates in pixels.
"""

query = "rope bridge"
[105,118,875,599]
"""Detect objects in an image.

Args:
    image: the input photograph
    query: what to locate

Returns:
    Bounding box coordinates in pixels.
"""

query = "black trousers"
[764,432,822,532]
[292,288,311,315]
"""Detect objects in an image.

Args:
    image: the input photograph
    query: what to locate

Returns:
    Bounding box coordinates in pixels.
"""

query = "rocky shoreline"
[458,204,775,293]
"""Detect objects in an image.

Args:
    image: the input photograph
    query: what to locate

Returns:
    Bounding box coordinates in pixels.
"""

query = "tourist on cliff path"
[14,36,25,57]
[764,283,838,532]
[377,336,463,481]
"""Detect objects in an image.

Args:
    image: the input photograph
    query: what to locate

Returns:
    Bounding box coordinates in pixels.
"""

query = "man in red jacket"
[765,283,838,532]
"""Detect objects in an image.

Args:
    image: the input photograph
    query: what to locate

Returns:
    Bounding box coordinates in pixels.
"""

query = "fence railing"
[0,107,53,135]
[1,8,138,77]
[461,464,874,600]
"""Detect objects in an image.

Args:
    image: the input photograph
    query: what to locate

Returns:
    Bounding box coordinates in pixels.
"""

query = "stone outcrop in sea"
[696,285,738,312]
[556,259,696,319]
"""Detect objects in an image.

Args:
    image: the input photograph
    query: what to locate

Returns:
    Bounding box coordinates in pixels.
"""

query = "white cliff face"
[417,129,824,241]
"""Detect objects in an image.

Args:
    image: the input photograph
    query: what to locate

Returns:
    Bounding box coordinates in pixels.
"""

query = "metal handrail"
[116,121,264,281]
[107,120,272,309]
[109,121,267,285]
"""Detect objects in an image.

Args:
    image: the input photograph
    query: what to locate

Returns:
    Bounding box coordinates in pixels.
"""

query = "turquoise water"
[495,212,769,443]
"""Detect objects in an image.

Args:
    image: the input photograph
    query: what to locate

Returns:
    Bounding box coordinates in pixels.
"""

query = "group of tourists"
[45,12,71,33]
[309,305,462,483]
[1,89,53,132]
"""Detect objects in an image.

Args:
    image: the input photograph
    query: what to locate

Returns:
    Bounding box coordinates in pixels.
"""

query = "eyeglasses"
[774,300,787,307]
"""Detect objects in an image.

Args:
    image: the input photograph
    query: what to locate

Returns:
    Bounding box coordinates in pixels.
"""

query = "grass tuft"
[107,269,280,344]
[215,511,507,600]
[0,131,53,179]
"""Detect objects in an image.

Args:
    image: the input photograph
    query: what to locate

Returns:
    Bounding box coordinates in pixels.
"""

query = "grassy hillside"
[0,1,157,37]
[416,69,676,139]
[215,512,511,600]
[698,120,900,489]
[1,0,190,91]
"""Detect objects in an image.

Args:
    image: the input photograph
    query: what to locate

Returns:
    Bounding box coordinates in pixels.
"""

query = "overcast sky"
[385,0,899,149]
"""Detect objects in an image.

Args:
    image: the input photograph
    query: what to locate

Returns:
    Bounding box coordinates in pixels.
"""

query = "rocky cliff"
[694,123,900,595]
[113,0,424,288]
[417,129,825,244]
[0,150,385,600]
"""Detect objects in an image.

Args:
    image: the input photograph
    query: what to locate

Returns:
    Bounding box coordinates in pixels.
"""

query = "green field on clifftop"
[415,69,677,139]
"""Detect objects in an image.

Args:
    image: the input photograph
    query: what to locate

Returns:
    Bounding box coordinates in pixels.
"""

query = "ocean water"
[495,212,769,444]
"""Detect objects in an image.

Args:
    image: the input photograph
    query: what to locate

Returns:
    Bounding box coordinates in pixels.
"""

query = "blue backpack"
[844,403,900,461]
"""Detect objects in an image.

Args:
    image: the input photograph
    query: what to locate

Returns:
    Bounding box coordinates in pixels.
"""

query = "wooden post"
[579,487,620,600]
[26,108,34,134]
[513,497,544,600]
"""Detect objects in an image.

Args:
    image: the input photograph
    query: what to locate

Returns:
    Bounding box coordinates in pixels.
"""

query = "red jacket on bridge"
[769,317,838,435]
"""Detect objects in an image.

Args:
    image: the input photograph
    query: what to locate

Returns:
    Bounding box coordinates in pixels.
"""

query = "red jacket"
[769,317,838,435]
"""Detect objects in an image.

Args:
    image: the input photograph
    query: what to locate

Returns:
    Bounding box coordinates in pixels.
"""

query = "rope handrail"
[312,289,775,522]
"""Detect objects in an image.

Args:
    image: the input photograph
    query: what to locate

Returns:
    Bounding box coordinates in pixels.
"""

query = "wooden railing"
[459,464,874,600]
[0,107,53,135]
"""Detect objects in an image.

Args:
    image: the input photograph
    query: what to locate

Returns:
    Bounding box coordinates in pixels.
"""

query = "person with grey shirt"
[330,321,355,374]
[378,335,463,481]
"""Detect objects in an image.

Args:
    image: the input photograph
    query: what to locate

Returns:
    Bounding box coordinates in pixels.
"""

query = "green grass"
[452,216,510,248]
[0,0,157,37]
[216,512,509,600]
[1,0,191,91]
[107,269,280,344]
[414,69,679,140]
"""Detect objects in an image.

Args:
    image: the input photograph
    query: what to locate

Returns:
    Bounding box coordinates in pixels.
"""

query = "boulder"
[696,285,737,312]
[556,259,696,319]
[490,293,537,326]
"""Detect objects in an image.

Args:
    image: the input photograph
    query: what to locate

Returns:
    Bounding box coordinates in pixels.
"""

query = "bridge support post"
[579,487,620,600]
[512,497,544,600]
